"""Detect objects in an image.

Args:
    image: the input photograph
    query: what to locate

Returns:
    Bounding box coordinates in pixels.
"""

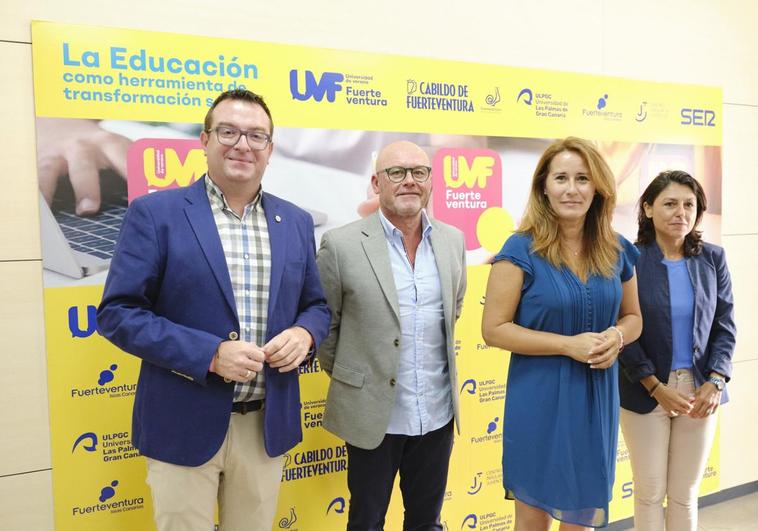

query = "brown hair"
[518,137,620,280]
[203,89,273,136]
[637,170,707,256]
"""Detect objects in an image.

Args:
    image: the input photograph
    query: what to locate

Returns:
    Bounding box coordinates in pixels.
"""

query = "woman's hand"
[653,385,694,417]
[690,383,722,418]
[564,332,607,364]
[587,327,623,369]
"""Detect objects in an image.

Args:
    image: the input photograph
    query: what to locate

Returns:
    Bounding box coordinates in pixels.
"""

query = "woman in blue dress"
[482,137,642,530]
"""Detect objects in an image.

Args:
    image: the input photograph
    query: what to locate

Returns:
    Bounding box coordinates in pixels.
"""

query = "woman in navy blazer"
[619,170,736,531]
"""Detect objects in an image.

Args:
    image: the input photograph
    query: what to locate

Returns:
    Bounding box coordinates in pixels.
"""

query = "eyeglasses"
[379,166,432,183]
[208,126,272,150]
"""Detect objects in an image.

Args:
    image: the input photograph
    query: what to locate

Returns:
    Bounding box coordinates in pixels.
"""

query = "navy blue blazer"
[97,177,330,465]
[619,241,736,414]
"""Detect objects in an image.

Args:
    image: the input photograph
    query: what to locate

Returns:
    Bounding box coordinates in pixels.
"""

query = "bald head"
[375,141,430,175]
[371,140,432,227]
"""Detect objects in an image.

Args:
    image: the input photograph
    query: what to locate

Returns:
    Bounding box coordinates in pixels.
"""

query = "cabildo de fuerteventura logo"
[70,363,136,400]
[582,92,622,121]
[406,78,474,112]
[71,480,144,517]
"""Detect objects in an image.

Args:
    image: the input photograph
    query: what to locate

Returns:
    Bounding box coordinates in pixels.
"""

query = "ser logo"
[680,108,716,127]
[290,70,344,102]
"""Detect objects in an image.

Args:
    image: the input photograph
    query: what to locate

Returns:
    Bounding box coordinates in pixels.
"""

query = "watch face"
[709,377,725,391]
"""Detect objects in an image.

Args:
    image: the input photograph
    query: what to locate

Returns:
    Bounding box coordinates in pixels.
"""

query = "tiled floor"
[697,491,758,530]
[613,490,758,530]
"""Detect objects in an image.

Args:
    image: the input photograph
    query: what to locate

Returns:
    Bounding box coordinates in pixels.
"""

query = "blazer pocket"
[331,362,365,388]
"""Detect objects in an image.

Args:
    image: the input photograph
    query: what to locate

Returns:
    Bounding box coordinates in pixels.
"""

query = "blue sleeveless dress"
[495,233,638,527]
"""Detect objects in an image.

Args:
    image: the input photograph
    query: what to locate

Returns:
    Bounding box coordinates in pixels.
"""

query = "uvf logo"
[290,70,344,102]
[68,305,97,338]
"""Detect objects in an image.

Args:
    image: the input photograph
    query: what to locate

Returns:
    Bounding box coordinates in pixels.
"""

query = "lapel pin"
[274,215,282,223]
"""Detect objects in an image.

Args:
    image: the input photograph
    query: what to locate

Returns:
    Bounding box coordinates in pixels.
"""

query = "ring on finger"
[245,369,252,379]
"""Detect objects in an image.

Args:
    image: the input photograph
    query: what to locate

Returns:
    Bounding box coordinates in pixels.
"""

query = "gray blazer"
[316,212,466,449]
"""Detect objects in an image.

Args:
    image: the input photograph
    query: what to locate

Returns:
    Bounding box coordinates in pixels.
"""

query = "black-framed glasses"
[380,166,432,183]
[208,126,272,150]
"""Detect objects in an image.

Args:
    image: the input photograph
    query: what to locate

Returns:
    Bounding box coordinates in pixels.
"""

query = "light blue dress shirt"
[378,210,453,436]
[663,258,695,370]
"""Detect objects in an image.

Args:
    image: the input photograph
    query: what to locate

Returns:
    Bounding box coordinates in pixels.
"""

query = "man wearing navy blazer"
[97,89,330,531]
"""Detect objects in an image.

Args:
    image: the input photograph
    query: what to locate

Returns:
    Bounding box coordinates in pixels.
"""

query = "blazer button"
[229,331,239,340]
[393,339,400,347]
[389,378,396,386]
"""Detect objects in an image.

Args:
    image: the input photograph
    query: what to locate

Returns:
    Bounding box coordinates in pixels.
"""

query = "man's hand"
[36,118,130,215]
[264,326,313,372]
[213,340,265,383]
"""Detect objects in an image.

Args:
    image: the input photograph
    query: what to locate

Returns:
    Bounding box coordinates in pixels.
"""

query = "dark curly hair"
[637,170,707,256]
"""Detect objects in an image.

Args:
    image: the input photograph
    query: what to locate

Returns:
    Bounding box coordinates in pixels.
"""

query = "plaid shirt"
[205,175,270,402]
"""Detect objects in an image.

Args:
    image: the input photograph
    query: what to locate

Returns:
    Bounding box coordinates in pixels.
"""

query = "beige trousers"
[620,369,718,531]
[146,409,284,531]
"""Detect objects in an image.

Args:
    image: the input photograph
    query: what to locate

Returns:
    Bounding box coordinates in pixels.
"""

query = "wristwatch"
[707,375,725,391]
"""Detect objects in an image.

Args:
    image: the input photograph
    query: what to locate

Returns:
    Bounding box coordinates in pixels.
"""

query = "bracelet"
[648,382,660,397]
[609,325,624,352]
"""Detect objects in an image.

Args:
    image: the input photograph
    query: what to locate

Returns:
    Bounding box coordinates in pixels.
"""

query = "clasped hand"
[565,328,620,369]
[214,326,313,382]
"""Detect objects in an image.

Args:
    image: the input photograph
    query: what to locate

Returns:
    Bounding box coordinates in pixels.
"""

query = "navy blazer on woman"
[619,241,736,414]
[97,177,330,466]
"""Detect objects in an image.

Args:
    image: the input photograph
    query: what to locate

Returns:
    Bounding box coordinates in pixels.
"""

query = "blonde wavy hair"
[518,137,620,280]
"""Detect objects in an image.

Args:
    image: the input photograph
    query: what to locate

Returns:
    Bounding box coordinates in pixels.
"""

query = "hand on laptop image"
[36,118,130,216]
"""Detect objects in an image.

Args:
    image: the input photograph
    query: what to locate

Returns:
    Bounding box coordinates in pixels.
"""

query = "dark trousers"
[346,419,454,531]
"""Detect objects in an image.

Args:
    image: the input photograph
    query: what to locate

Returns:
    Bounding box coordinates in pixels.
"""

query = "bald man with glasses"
[317,141,467,530]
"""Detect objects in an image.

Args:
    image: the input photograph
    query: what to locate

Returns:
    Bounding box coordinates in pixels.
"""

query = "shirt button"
[245,290,251,296]
[394,339,400,347]
[389,378,397,386]
[244,253,249,260]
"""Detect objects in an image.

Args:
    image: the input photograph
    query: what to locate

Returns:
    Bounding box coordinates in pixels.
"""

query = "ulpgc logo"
[290,70,344,102]
[72,430,139,462]
[68,305,98,338]
[326,496,346,515]
[516,88,533,105]
[461,513,478,529]
[460,379,477,395]
[72,480,144,516]
[278,507,298,529]
[72,432,98,453]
